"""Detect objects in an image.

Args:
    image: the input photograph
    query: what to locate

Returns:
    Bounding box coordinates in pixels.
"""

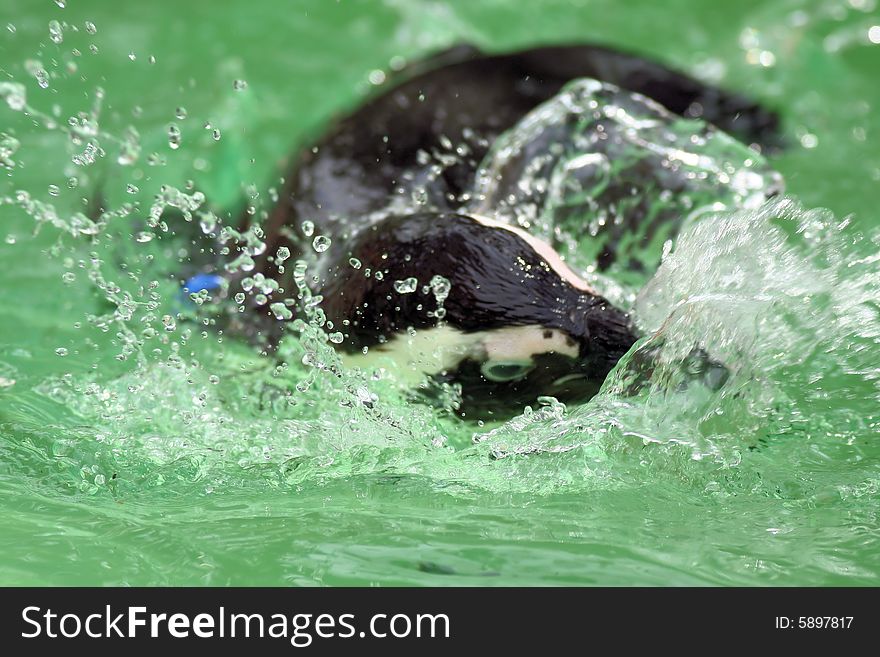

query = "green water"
[1,0,880,586]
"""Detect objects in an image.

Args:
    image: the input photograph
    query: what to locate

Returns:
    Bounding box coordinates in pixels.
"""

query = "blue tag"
[182,273,225,293]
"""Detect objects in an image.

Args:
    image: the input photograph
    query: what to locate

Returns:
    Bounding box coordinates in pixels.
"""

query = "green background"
[1,0,879,585]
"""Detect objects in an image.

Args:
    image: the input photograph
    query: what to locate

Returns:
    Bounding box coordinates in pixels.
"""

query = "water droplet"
[84,21,97,34]
[167,124,181,150]
[4,235,15,245]
[209,375,220,385]
[126,183,139,194]
[270,302,293,320]
[62,272,75,284]
[162,315,176,332]
[48,184,60,197]
[175,106,187,120]
[6,24,16,34]
[212,128,221,141]
[48,19,63,44]
[54,0,66,7]
[55,347,68,356]
[800,133,818,149]
[394,277,418,294]
[301,220,314,237]
[128,52,136,61]
[135,232,153,243]
[233,79,248,91]
[0,82,26,111]
[368,69,386,85]
[312,235,330,252]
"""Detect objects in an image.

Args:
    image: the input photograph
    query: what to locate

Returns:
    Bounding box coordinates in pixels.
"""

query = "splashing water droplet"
[312,235,331,253]
[167,124,181,150]
[48,20,63,44]
[0,82,26,111]
[394,277,418,294]
[32,67,49,89]
[270,302,293,320]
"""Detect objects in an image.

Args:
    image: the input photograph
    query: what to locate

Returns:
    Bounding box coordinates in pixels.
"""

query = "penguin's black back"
[256,43,781,272]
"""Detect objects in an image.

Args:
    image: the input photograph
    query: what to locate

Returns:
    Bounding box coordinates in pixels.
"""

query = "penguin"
[194,43,783,418]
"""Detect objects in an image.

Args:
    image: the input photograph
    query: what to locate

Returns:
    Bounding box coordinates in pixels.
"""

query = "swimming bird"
[199,43,783,418]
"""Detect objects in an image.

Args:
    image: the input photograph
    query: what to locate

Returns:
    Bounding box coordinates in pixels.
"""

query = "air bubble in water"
[84,21,96,34]
[135,232,153,243]
[234,292,245,304]
[328,332,344,344]
[54,0,66,7]
[394,277,418,294]
[62,272,75,284]
[349,257,361,269]
[126,184,139,194]
[301,220,314,237]
[48,184,60,197]
[55,347,68,356]
[175,106,187,120]
[233,79,248,91]
[212,128,221,141]
[276,246,290,262]
[312,235,331,252]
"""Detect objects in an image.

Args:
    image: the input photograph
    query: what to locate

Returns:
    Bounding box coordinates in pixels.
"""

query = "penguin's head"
[319,212,639,419]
